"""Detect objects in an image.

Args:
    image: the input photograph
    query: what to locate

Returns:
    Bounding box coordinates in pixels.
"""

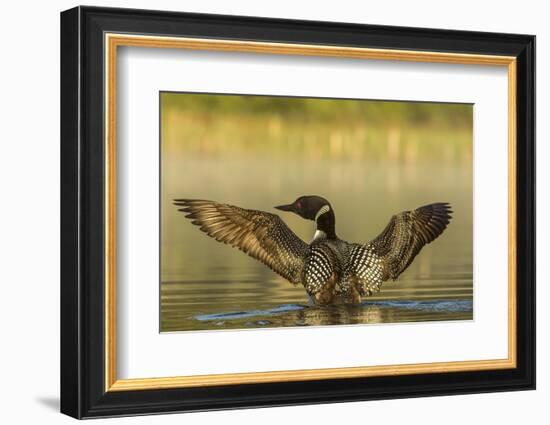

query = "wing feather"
[174,199,308,284]
[369,202,453,280]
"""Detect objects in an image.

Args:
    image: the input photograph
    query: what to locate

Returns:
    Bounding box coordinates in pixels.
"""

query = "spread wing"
[174,199,309,285]
[369,202,453,280]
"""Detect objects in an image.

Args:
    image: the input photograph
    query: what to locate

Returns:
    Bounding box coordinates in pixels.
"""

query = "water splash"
[194,299,471,323]
[195,304,305,321]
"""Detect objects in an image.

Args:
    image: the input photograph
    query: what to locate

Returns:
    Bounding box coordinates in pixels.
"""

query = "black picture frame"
[60,5,535,419]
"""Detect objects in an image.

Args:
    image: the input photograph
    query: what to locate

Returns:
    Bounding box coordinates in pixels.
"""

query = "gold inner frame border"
[104,33,517,392]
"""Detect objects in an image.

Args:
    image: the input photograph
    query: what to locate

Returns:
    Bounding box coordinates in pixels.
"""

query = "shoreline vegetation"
[161,94,472,163]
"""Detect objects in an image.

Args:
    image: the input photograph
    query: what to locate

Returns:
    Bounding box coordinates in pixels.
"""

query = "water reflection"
[163,300,472,332]
[161,266,473,332]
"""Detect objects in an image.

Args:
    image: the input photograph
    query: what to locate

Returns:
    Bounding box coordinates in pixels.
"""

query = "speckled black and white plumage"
[346,243,384,296]
[370,202,453,280]
[174,197,452,305]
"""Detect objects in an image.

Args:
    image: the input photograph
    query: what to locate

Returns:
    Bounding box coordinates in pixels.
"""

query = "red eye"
[296,201,302,209]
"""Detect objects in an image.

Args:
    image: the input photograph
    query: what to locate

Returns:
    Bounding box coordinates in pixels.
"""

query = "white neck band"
[315,204,330,221]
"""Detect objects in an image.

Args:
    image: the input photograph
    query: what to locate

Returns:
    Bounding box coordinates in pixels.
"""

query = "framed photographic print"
[60,6,535,419]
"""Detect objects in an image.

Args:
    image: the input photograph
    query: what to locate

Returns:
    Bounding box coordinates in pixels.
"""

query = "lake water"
[160,155,473,332]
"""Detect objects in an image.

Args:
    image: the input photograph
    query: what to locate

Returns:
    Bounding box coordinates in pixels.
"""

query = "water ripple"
[194,299,472,323]
[195,304,305,321]
[365,299,473,313]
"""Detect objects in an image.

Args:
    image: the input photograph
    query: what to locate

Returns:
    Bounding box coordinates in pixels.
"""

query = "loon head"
[275,195,331,221]
[275,195,336,239]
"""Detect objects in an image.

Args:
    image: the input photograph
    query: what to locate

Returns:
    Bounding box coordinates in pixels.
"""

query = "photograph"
[161,92,473,332]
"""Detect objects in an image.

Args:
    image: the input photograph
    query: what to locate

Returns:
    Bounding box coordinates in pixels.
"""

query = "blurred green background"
[160,92,473,332]
[161,93,472,162]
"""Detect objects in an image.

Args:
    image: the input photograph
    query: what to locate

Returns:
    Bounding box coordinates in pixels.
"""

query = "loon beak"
[274,203,295,212]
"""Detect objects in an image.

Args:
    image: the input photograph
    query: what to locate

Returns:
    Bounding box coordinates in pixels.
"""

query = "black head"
[275,195,332,221]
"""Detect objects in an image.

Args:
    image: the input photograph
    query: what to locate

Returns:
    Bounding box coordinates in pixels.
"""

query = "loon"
[174,196,452,305]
